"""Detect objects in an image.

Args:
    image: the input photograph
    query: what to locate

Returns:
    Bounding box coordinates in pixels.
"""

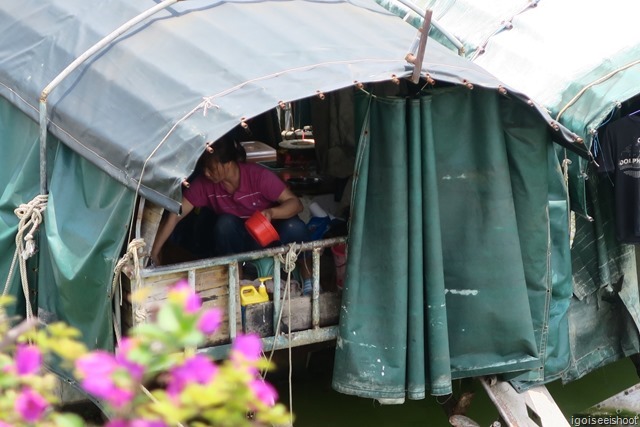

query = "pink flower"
[198,308,222,335]
[231,333,262,362]
[15,388,48,422]
[130,420,168,427]
[106,420,167,427]
[0,421,14,427]
[76,351,117,378]
[167,354,217,397]
[103,387,136,408]
[185,293,201,313]
[117,337,137,356]
[76,351,119,396]
[15,344,41,375]
[169,280,201,313]
[76,351,136,408]
[116,339,144,381]
[250,379,278,406]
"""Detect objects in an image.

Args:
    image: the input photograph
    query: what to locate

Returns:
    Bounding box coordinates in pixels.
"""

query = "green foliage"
[0,281,291,426]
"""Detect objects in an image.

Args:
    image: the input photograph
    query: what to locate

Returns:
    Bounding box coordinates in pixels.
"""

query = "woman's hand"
[264,188,303,221]
[149,251,162,267]
[261,208,273,222]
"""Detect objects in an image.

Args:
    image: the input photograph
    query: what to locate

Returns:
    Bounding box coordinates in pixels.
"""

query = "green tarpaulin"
[2,0,635,405]
[371,0,640,393]
[0,96,134,352]
[333,86,574,398]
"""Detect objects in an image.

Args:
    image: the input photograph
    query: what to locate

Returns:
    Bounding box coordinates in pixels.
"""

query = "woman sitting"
[150,135,313,294]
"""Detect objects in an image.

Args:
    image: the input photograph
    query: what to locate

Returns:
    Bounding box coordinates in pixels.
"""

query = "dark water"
[269,346,639,427]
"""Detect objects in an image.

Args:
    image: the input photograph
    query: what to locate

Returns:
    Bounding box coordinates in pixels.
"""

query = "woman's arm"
[150,197,195,265]
[262,187,302,221]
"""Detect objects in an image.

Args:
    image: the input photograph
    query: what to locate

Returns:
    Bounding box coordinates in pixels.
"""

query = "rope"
[134,306,149,324]
[556,59,640,121]
[260,244,301,426]
[3,195,49,322]
[111,238,146,302]
[562,156,572,198]
[111,238,146,345]
[276,243,301,274]
[562,153,574,245]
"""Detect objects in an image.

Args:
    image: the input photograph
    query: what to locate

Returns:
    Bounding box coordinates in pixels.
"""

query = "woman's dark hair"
[198,134,247,171]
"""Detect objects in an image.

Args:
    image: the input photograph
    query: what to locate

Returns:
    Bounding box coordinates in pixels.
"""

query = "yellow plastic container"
[240,277,270,306]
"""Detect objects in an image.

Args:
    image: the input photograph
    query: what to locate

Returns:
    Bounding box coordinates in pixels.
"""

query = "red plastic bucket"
[245,211,280,247]
[331,243,347,290]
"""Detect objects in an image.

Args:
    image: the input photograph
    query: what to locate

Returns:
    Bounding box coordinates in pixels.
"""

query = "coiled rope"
[2,194,49,322]
[276,243,300,275]
[111,238,145,344]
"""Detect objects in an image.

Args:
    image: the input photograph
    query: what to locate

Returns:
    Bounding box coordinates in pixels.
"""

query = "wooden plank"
[479,377,569,427]
[123,264,242,346]
[283,292,341,332]
[244,292,341,336]
[139,200,163,259]
[243,302,273,338]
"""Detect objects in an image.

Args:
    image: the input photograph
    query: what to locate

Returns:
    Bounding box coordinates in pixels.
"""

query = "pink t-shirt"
[183,162,286,218]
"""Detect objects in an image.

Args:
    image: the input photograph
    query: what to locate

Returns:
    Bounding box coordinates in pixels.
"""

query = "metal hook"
[425,74,435,86]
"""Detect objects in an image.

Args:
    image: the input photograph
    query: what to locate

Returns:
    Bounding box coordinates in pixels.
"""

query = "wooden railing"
[136,237,347,359]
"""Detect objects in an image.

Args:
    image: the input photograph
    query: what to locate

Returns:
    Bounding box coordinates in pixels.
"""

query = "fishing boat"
[1,1,639,425]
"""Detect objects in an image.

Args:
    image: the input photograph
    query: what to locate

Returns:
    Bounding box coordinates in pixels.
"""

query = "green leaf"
[130,323,172,342]
[256,403,292,425]
[156,306,181,333]
[0,295,15,307]
[52,412,85,427]
[151,399,195,424]
[48,338,87,361]
[47,322,83,339]
[178,330,205,348]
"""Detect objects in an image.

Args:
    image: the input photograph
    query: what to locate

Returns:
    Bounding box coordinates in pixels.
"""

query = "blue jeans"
[212,214,310,256]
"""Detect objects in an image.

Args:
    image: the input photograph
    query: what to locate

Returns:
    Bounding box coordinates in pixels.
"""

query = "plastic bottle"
[240,277,270,306]
[257,276,270,300]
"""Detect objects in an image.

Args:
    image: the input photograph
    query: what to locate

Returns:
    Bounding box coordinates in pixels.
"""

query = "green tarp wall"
[0,96,134,354]
[332,86,575,398]
[562,147,640,383]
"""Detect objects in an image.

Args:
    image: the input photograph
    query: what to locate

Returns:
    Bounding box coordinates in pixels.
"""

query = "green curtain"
[38,142,135,353]
[0,98,135,354]
[0,97,40,317]
[333,86,572,399]
[502,102,573,390]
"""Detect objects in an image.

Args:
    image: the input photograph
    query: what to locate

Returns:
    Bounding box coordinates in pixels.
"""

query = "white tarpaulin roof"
[0,0,586,211]
[388,0,640,141]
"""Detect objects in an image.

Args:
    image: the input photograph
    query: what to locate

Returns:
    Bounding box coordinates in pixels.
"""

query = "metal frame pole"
[38,0,182,194]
